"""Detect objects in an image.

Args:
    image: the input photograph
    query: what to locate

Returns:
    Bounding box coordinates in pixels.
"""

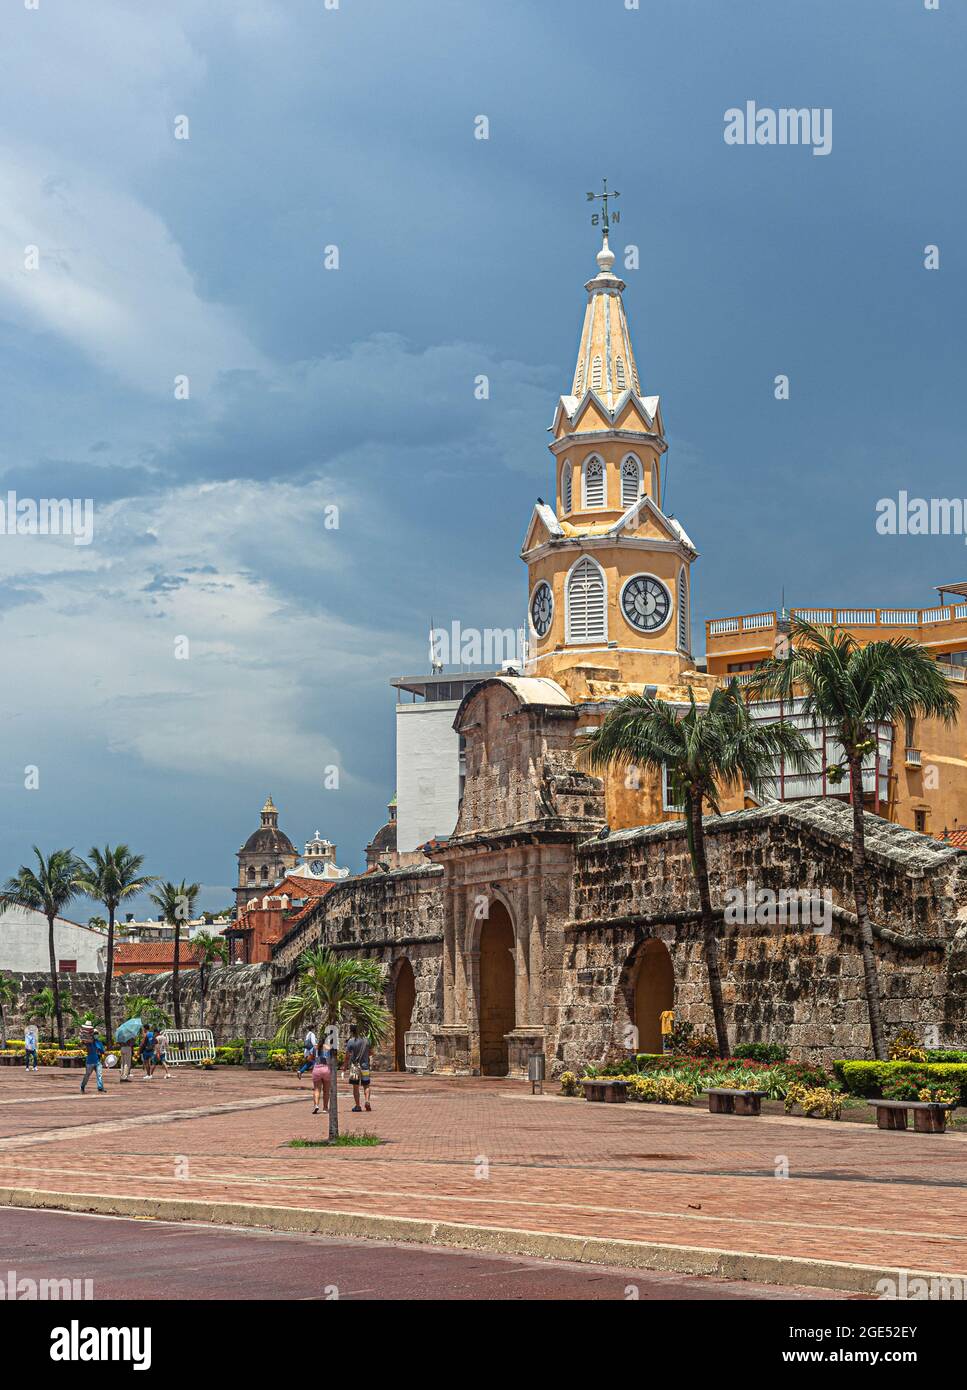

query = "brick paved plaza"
[0,1065,964,1294]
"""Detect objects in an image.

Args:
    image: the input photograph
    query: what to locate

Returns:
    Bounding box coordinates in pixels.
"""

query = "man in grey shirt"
[346,1025,372,1112]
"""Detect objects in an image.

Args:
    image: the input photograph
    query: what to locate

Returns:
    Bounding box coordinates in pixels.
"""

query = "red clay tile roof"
[937,827,967,848]
[113,942,205,965]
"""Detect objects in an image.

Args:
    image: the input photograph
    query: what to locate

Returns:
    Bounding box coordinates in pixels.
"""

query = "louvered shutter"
[567,558,607,642]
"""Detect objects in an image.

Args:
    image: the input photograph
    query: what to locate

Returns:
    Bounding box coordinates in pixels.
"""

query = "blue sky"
[0,0,964,909]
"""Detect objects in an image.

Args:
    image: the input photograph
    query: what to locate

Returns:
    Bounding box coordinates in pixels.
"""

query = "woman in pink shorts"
[310,1042,332,1115]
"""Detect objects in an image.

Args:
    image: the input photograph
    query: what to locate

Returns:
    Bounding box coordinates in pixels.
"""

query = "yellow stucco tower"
[522,219,698,694]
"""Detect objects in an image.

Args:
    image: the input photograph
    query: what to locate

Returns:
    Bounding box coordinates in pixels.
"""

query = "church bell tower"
[522,184,698,693]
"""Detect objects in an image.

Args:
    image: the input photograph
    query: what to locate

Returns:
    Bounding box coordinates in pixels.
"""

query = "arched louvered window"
[677,566,690,651]
[574,361,584,396]
[621,456,642,507]
[562,462,572,513]
[650,459,659,502]
[615,356,626,390]
[632,363,640,393]
[566,557,607,643]
[583,456,605,508]
[591,354,603,391]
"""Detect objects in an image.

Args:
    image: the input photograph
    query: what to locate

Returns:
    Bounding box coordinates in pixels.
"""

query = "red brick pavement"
[0,1068,965,1278]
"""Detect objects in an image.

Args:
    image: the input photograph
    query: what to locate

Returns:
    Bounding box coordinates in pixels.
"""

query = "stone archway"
[394,957,415,1071]
[634,938,674,1054]
[479,902,516,1076]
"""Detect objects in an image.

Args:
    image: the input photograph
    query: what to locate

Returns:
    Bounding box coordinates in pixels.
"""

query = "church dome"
[241,824,296,855]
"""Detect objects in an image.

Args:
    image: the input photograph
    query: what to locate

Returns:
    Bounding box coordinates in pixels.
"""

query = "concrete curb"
[1,1185,963,1294]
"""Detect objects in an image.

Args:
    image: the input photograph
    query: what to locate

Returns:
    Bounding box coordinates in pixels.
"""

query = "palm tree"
[122,994,170,1029]
[1,849,84,1045]
[193,930,228,1027]
[747,618,959,1060]
[26,986,79,1043]
[0,972,18,1049]
[275,948,390,1140]
[148,880,200,1030]
[577,682,814,1057]
[74,846,156,1044]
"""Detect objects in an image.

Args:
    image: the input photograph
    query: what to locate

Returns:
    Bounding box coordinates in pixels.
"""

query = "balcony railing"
[707,603,967,641]
[904,747,922,767]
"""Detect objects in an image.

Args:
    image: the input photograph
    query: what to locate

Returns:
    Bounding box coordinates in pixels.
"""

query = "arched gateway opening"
[394,958,415,1071]
[479,903,516,1076]
[634,939,674,1054]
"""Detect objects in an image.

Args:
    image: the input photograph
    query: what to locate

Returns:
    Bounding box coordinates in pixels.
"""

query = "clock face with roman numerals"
[621,574,671,632]
[530,581,554,637]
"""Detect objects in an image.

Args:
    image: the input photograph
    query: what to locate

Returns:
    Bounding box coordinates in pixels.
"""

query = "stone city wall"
[558,799,967,1069]
[272,863,444,1070]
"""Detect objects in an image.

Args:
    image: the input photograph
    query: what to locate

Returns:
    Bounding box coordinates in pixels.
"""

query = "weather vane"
[586,177,620,234]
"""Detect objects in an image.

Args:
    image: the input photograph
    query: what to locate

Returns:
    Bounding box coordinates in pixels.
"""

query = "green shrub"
[733,1042,788,1063]
[926,1049,967,1064]
[834,1060,967,1103]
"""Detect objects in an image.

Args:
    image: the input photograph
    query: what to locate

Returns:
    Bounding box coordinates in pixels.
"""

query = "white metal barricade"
[162,1028,215,1065]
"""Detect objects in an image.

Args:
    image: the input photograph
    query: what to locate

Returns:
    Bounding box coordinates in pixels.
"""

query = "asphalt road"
[0,1208,859,1300]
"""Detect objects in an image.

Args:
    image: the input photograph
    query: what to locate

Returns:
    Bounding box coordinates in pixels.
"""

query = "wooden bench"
[866,1099,957,1134]
[706,1087,769,1116]
[581,1078,629,1104]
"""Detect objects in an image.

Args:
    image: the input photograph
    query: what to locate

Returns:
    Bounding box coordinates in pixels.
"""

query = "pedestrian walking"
[297,1028,317,1081]
[155,1029,171,1078]
[346,1024,373,1113]
[80,1025,105,1094]
[310,1037,333,1115]
[119,1039,133,1082]
[141,1025,156,1079]
[23,1021,39,1073]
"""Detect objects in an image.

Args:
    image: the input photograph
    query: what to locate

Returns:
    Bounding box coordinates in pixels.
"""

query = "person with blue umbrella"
[115,1016,141,1083]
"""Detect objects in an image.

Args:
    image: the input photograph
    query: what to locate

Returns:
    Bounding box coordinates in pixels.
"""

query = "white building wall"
[0,907,107,974]
[396,700,462,853]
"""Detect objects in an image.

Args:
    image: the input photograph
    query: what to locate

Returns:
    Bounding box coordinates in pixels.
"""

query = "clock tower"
[522,197,698,693]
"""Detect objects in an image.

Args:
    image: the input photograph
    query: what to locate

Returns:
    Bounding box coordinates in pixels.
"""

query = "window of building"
[620,456,642,507]
[662,765,685,812]
[583,456,605,508]
[591,354,603,391]
[915,810,927,833]
[566,557,607,643]
[615,356,626,390]
[574,360,584,396]
[562,463,572,513]
[260,865,269,882]
[904,714,916,747]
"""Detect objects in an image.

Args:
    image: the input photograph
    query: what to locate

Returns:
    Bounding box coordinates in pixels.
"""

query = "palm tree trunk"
[0,1006,6,1050]
[848,752,887,1060]
[104,907,115,1044]
[47,914,64,1046]
[172,922,182,1030]
[688,793,731,1058]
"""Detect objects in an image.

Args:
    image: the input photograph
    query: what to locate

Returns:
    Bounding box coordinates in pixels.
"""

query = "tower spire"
[571,180,640,407]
